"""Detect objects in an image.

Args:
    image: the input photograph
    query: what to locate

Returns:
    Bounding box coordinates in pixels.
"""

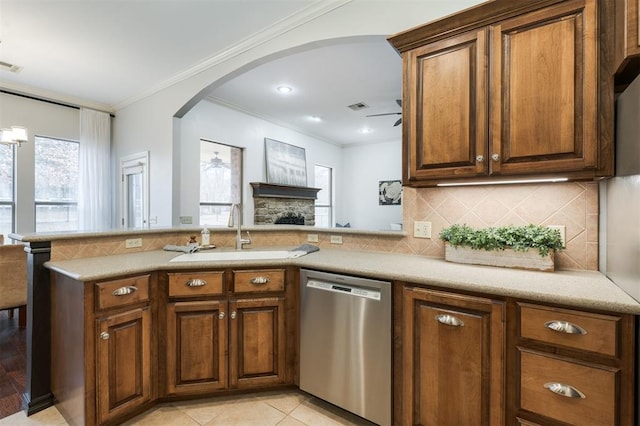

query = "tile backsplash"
[402,182,598,270]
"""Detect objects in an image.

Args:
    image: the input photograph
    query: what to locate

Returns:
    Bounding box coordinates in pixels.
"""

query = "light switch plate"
[414,221,432,239]
[179,216,193,224]
[307,234,319,243]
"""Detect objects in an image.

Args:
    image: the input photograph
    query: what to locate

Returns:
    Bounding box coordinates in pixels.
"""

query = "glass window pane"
[200,141,242,226]
[35,137,79,202]
[35,136,79,232]
[35,204,78,233]
[314,206,331,228]
[0,144,15,241]
[315,165,331,205]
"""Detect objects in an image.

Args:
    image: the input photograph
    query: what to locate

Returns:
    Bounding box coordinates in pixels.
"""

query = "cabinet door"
[229,297,286,388]
[404,29,488,182]
[96,307,151,425]
[490,0,597,175]
[166,300,228,395]
[401,287,504,426]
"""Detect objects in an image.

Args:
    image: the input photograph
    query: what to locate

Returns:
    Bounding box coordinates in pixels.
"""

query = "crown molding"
[113,0,353,111]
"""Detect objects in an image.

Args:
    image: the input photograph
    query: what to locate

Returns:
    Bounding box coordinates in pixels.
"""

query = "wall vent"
[347,102,369,111]
[0,61,22,73]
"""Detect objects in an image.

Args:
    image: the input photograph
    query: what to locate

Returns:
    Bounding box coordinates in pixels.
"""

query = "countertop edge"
[44,248,640,315]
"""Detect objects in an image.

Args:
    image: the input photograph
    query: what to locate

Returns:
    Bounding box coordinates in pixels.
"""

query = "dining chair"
[0,243,28,328]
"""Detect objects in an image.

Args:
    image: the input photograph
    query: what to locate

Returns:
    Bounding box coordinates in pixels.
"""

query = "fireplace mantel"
[250,182,321,200]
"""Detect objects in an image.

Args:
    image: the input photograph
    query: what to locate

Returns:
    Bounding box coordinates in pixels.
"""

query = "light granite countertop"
[45,247,640,315]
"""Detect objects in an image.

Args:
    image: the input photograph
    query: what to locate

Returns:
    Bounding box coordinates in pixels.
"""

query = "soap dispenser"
[201,226,210,246]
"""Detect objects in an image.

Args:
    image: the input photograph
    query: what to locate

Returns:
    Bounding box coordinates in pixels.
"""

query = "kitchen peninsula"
[11,226,640,425]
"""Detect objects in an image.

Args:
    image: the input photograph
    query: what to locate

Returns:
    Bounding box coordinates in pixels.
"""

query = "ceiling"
[0,0,483,146]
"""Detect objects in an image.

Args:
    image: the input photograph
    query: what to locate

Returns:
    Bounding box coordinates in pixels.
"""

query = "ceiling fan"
[202,151,230,170]
[366,99,402,127]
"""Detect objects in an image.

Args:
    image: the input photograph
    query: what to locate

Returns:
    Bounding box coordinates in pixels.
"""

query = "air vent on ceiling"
[0,61,22,73]
[347,102,369,111]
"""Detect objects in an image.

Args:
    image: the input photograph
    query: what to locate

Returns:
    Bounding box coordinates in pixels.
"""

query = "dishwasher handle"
[306,279,381,300]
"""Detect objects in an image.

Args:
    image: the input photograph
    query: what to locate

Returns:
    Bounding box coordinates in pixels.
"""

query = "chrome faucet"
[228,203,252,250]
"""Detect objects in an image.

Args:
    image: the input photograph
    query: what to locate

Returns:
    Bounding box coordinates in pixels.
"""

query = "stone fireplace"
[251,182,320,226]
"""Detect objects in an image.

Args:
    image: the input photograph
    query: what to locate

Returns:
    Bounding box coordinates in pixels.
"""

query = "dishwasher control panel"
[306,279,381,300]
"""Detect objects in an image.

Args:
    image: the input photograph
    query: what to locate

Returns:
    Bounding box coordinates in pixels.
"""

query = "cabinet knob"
[112,286,137,296]
[186,278,207,287]
[218,312,225,320]
[544,382,586,399]
[250,276,270,285]
[435,314,464,327]
[100,332,110,340]
[231,311,237,319]
[491,153,500,161]
[544,320,587,335]
[475,155,484,163]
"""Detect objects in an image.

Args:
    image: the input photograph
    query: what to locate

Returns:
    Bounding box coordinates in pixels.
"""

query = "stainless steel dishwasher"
[299,269,391,426]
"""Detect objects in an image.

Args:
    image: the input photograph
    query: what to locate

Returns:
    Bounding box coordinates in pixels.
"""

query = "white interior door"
[121,152,149,228]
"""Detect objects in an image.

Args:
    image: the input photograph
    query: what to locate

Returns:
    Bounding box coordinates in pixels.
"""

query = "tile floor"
[0,389,376,425]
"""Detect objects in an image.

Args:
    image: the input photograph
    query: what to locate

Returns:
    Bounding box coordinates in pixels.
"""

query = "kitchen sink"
[169,250,298,262]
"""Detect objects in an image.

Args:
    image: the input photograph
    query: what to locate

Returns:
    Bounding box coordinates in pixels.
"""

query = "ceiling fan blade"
[366,112,402,117]
[394,118,402,127]
[396,99,402,107]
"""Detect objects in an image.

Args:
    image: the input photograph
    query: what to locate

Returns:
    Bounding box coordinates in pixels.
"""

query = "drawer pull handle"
[435,314,464,327]
[544,320,587,335]
[100,332,110,340]
[544,382,586,399]
[112,286,137,296]
[186,278,207,287]
[250,276,270,285]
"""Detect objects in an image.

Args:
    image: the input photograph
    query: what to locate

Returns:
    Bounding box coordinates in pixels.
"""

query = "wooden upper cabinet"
[405,29,488,181]
[490,0,597,175]
[615,0,640,86]
[390,0,614,186]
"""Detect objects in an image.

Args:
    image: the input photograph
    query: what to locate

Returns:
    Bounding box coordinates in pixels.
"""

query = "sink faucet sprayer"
[228,203,252,250]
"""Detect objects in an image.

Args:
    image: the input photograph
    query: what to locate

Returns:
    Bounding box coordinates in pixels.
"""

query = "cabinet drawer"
[233,269,284,293]
[168,272,224,297]
[519,350,617,426]
[95,275,149,310]
[519,303,619,357]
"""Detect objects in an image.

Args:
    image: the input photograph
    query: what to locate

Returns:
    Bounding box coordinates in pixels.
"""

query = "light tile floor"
[0,389,377,426]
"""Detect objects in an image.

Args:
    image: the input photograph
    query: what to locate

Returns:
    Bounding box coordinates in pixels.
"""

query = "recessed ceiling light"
[309,116,322,122]
[360,127,373,134]
[276,86,293,94]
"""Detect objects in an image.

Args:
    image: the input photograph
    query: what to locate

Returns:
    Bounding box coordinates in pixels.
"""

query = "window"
[314,164,332,227]
[200,141,242,226]
[0,144,14,241]
[35,136,79,232]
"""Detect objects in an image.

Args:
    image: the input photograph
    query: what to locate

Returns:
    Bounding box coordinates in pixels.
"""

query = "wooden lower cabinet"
[399,286,505,426]
[166,300,227,395]
[96,307,152,425]
[164,269,290,398]
[229,297,286,388]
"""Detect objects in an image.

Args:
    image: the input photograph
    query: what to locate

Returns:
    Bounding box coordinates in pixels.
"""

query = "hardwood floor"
[0,309,26,419]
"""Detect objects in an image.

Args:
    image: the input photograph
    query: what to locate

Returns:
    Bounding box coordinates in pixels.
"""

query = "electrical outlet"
[330,235,343,244]
[179,216,192,224]
[307,234,319,243]
[548,225,566,246]
[414,221,432,239]
[125,238,142,248]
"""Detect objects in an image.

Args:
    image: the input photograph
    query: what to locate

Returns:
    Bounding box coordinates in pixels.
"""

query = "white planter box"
[444,243,555,272]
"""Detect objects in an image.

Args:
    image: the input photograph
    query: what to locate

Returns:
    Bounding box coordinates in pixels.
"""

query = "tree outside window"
[35,136,79,232]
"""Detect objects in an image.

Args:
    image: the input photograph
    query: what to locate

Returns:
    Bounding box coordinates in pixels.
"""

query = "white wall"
[341,140,402,229]
[0,92,79,234]
[112,1,484,228]
[179,100,343,225]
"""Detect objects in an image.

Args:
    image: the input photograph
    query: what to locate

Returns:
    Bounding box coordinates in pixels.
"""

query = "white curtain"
[79,108,111,230]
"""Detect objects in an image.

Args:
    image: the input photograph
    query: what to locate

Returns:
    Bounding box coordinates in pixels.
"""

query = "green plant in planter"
[439,224,564,257]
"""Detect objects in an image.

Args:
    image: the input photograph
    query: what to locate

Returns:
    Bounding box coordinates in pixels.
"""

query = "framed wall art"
[264,137,307,186]
[379,180,402,205]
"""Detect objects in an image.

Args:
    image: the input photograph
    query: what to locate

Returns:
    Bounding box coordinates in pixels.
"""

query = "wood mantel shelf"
[250,182,321,200]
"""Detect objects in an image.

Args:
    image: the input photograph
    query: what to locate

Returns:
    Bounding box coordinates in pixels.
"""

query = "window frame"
[0,144,16,240]
[314,164,333,228]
